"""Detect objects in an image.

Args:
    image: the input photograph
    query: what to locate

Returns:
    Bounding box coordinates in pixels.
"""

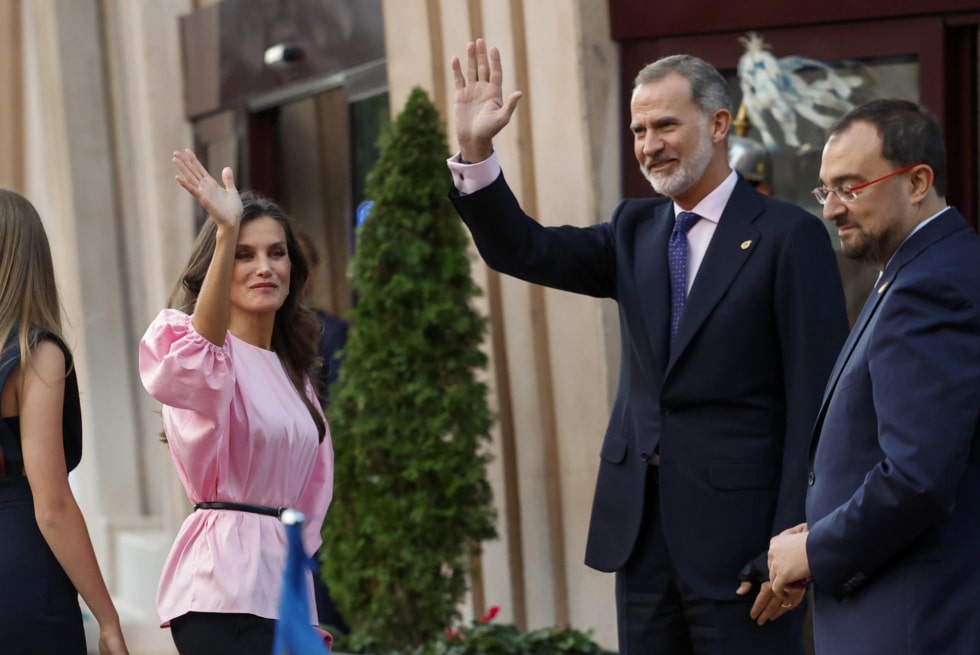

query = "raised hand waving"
[451,38,523,163]
[172,148,243,229]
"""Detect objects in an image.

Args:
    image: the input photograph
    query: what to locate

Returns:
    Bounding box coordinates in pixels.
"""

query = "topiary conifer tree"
[321,86,496,653]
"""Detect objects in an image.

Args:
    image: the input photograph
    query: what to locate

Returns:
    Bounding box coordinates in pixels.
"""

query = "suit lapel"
[808,277,887,449]
[809,207,970,452]
[820,279,882,407]
[633,202,674,374]
[667,180,762,372]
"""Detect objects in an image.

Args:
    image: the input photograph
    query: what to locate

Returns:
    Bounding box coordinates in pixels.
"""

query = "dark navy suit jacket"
[806,207,980,654]
[314,309,348,406]
[451,173,848,599]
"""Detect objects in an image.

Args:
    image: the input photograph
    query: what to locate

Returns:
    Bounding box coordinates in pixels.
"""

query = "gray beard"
[640,134,714,198]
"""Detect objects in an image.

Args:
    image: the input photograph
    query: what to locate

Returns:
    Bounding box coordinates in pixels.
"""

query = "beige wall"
[383,0,622,648]
[9,0,193,652]
[0,1,23,192]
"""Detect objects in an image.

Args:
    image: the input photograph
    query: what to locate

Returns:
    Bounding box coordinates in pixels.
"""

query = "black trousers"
[170,612,275,655]
[614,467,805,655]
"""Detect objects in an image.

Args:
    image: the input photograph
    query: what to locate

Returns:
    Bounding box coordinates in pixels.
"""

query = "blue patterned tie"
[669,211,701,340]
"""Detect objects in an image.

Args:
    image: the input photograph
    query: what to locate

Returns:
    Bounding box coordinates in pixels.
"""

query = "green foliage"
[414,622,612,655]
[330,611,613,655]
[321,86,496,652]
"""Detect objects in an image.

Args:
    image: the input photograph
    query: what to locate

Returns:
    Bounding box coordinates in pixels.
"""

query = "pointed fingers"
[749,590,769,620]
[451,55,465,90]
[221,166,237,193]
[182,148,208,178]
[488,46,504,87]
[501,91,523,119]
[475,38,489,82]
[171,150,196,182]
[172,148,211,188]
[466,41,477,83]
[174,174,195,195]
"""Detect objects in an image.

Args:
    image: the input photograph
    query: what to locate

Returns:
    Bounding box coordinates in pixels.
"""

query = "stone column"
[21,1,192,651]
[0,0,24,191]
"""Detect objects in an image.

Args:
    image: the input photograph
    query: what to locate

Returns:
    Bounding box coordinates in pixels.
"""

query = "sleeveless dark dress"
[0,329,87,654]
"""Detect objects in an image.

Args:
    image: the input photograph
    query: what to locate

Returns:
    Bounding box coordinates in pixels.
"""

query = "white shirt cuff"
[446,151,501,196]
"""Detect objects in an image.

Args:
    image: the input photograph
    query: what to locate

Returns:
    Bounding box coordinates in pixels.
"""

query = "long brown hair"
[0,189,68,371]
[168,190,325,440]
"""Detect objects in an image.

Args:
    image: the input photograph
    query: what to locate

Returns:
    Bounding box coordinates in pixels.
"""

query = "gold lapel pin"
[877,281,890,294]
[740,240,752,250]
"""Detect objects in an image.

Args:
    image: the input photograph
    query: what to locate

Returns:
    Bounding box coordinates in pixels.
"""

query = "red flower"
[480,605,500,623]
[446,627,465,643]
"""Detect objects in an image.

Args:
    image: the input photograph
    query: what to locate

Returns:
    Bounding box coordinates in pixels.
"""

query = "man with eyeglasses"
[447,39,850,655]
[768,98,980,654]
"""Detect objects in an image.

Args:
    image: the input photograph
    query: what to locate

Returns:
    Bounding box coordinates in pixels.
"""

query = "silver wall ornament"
[737,33,862,151]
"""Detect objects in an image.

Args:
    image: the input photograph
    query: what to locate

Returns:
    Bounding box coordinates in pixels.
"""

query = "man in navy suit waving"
[448,39,848,654]
[769,100,980,654]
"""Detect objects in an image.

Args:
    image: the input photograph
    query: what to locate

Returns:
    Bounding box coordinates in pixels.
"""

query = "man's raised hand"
[451,38,522,163]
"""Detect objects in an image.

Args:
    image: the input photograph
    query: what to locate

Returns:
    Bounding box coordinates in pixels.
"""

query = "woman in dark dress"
[0,189,128,654]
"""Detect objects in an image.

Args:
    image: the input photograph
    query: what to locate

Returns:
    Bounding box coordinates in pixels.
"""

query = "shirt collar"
[672,169,738,225]
[881,205,950,272]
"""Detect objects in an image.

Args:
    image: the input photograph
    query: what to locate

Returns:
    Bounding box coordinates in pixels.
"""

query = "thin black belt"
[193,501,287,518]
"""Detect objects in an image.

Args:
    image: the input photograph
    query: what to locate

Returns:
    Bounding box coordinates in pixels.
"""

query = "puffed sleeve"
[138,308,235,415]
[297,377,334,556]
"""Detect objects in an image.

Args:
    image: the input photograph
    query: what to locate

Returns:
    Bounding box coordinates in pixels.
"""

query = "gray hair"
[633,54,733,116]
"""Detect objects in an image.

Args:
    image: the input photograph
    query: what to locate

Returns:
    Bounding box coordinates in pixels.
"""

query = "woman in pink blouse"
[139,150,334,655]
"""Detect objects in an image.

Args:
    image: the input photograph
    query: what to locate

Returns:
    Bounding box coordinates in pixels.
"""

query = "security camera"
[264,43,305,70]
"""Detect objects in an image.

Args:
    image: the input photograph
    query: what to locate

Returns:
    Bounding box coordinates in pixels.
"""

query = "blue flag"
[356,200,374,229]
[272,509,330,655]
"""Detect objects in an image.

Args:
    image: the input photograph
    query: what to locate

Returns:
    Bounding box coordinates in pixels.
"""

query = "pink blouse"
[138,309,334,627]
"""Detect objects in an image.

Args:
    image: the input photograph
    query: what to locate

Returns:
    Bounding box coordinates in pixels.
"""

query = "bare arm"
[171,149,243,346]
[19,341,128,655]
[451,38,523,163]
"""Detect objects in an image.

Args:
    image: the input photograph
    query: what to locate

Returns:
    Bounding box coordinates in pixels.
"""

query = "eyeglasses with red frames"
[811,163,922,205]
